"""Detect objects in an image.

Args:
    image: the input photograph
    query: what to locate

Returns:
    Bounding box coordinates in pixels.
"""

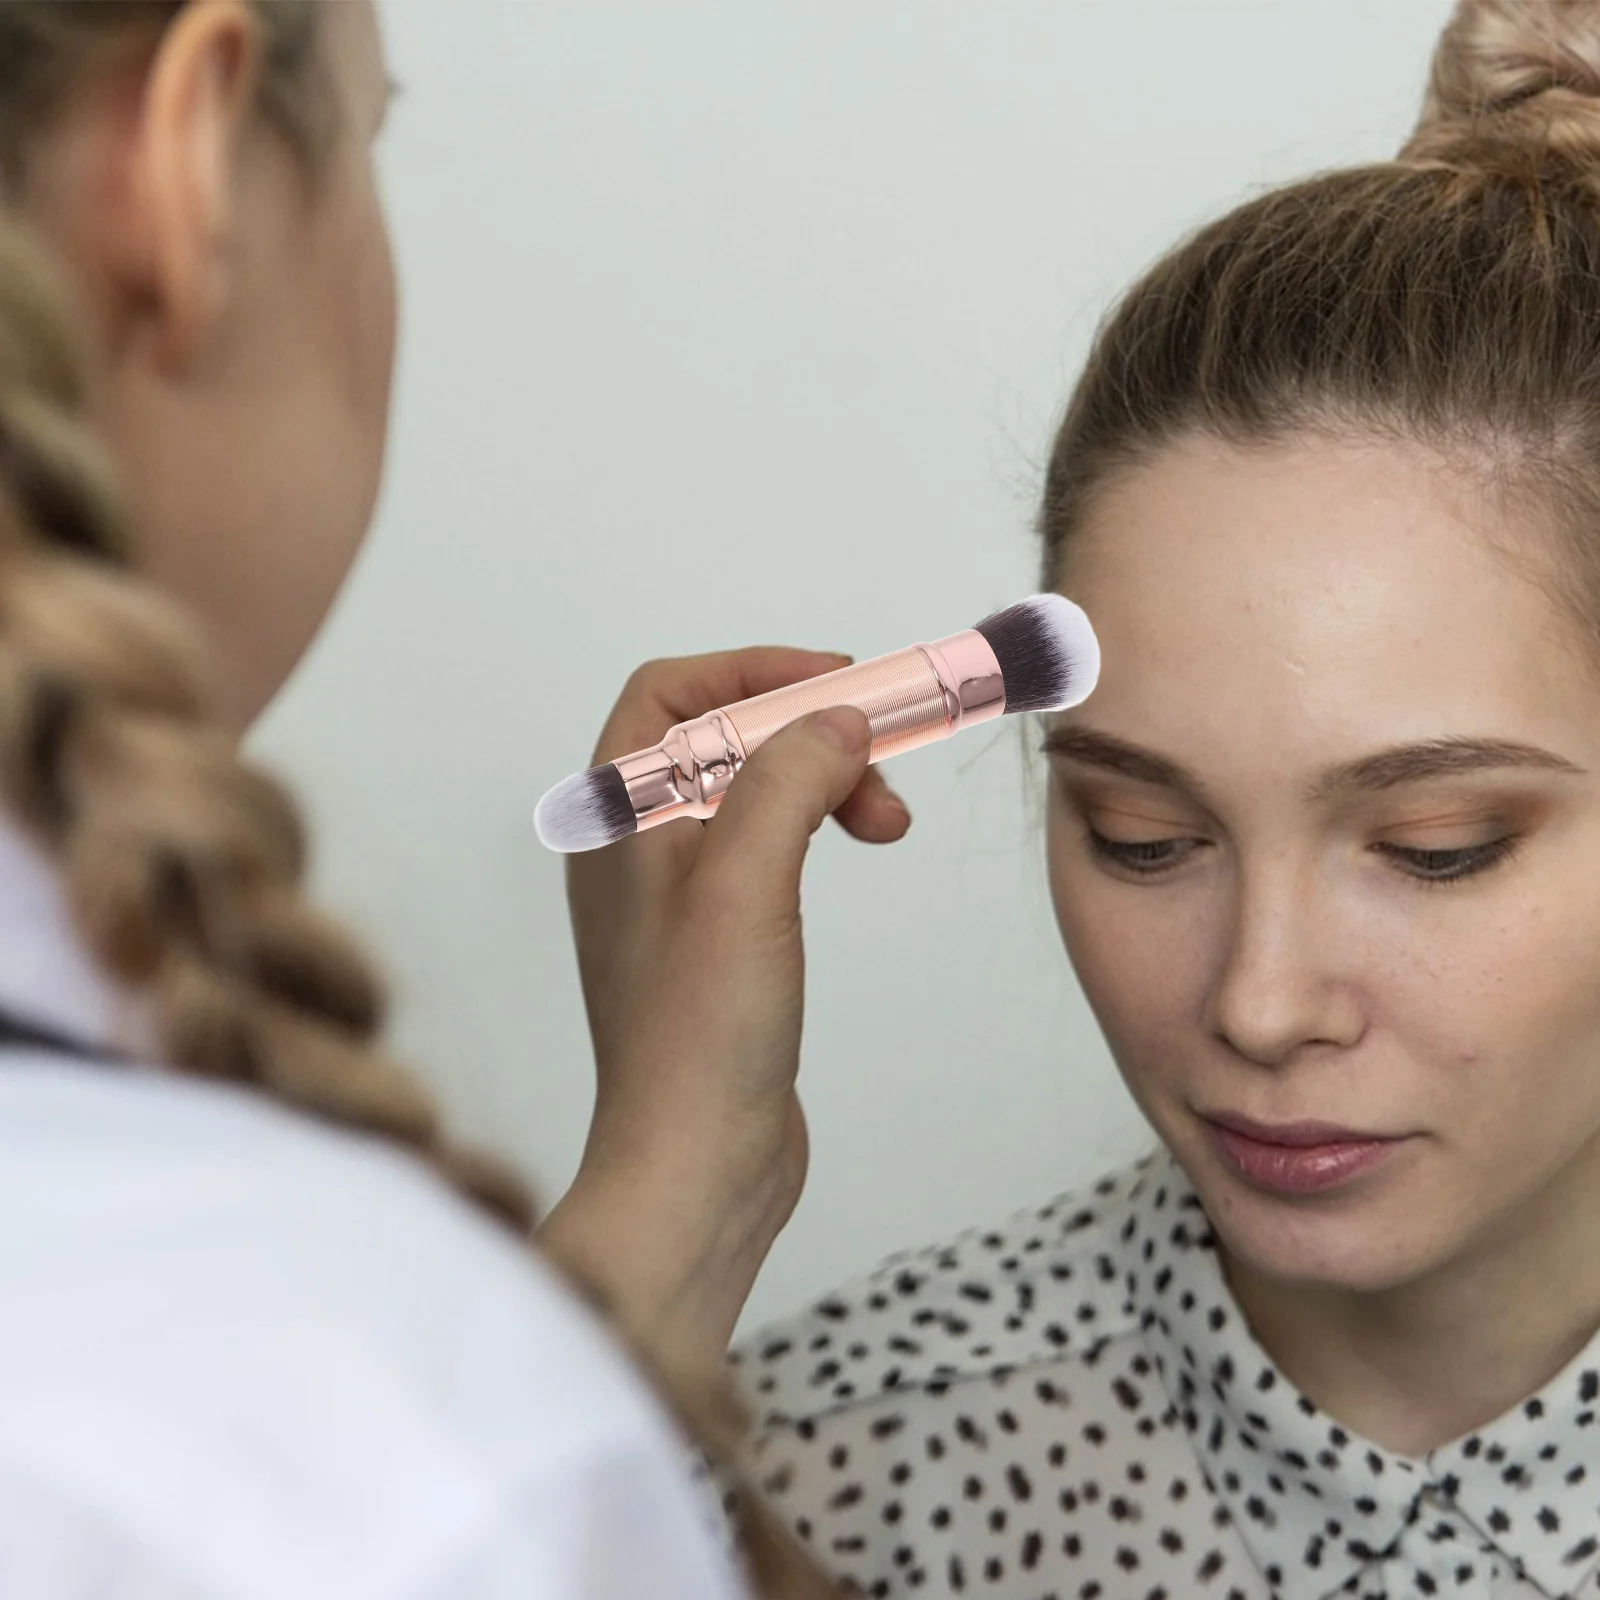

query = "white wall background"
[252,0,1455,1332]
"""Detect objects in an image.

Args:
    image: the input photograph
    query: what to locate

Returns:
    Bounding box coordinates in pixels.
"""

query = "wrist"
[537,1130,804,1371]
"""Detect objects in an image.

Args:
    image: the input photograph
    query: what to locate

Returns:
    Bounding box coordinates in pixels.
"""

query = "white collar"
[1118,1153,1600,1598]
[0,813,154,1056]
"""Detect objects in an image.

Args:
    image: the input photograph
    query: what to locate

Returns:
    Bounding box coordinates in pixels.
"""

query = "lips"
[1201,1111,1408,1196]
[1205,1111,1390,1147]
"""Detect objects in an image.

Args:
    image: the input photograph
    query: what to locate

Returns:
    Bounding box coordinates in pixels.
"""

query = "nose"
[1208,861,1366,1067]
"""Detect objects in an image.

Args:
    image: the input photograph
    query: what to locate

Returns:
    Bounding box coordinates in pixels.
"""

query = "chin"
[1170,1128,1454,1296]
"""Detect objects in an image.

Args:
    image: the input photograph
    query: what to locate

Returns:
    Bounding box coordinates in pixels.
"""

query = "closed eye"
[1086,829,1204,875]
[1084,831,1522,886]
[1373,837,1519,885]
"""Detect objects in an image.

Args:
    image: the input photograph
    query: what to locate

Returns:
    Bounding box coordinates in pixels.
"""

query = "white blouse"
[0,817,744,1600]
[736,1152,1600,1599]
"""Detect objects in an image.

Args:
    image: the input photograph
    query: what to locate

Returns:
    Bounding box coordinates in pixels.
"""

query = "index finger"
[591,646,853,763]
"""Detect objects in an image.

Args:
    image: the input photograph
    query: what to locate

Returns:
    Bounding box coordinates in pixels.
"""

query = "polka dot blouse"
[731,1151,1600,1598]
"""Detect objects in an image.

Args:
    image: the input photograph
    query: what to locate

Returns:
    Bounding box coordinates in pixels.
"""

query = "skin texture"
[1045,430,1600,1453]
[23,0,397,732]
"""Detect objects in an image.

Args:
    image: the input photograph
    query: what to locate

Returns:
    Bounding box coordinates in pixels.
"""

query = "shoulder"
[727,1159,1209,1595]
[733,1157,1158,1432]
[733,1159,1267,1600]
[0,1056,724,1597]
[0,1052,615,1414]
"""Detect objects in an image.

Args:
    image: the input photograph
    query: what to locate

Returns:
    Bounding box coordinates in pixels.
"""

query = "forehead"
[1055,432,1600,783]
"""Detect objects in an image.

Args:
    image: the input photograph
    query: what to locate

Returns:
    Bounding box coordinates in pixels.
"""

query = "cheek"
[289,172,396,626]
[1046,805,1211,1087]
[315,156,397,459]
[346,190,398,449]
[1398,893,1600,1134]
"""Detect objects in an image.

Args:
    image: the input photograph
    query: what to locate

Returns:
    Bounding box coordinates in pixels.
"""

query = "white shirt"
[737,1152,1600,1598]
[0,818,746,1600]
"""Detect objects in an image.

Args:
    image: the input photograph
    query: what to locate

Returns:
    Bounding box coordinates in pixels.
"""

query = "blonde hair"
[0,4,837,1593]
[0,1,536,1215]
[1040,0,1600,656]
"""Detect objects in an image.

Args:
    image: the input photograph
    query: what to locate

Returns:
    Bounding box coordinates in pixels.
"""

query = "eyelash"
[1375,836,1521,885]
[1085,830,1522,886]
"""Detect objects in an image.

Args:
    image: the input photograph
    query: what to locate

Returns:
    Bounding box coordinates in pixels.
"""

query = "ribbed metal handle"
[722,646,952,764]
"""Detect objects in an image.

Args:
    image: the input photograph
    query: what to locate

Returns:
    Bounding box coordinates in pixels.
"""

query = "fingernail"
[814,707,867,752]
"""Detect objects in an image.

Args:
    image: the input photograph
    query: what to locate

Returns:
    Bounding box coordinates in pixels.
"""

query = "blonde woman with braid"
[550,0,1600,1594]
[0,3,913,1597]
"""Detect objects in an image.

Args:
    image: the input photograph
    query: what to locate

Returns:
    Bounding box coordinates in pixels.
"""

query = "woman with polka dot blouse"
[552,1,1600,1595]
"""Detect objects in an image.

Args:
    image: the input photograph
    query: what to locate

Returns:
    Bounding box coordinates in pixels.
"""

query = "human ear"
[133,0,263,370]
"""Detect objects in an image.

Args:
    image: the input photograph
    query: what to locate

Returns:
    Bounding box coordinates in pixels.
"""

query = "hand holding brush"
[539,596,1099,1373]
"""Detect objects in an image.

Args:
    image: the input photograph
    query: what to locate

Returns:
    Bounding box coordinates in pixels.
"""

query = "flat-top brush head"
[535,762,638,853]
[973,593,1100,714]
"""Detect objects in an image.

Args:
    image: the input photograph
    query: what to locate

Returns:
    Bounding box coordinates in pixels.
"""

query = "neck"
[1221,1137,1600,1458]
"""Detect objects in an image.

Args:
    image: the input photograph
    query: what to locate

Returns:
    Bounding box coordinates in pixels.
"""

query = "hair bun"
[1405,0,1600,170]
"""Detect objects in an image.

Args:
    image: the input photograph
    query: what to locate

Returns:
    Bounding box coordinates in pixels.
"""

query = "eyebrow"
[1040,725,1587,807]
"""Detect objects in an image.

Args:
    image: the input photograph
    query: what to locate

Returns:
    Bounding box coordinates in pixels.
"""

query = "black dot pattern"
[732,1152,1600,1597]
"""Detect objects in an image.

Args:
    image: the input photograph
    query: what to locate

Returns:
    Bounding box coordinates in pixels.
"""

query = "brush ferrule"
[616,710,749,833]
[918,628,1007,731]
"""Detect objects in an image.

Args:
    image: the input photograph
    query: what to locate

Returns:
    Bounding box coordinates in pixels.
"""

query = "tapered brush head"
[973,593,1100,714]
[534,763,638,853]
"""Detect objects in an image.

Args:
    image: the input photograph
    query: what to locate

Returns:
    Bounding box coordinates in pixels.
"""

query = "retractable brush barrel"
[535,594,1100,853]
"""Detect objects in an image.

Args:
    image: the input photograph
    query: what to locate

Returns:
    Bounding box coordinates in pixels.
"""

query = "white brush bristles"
[533,764,638,853]
[972,592,1101,714]
[1023,593,1100,711]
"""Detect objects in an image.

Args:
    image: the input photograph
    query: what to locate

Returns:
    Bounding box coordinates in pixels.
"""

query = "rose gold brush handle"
[615,629,1005,834]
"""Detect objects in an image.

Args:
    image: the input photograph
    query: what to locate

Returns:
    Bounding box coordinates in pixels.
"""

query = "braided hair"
[0,6,841,1594]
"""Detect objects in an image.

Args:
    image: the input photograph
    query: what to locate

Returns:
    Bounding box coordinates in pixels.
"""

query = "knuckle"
[736,748,830,826]
[620,657,671,699]
[730,753,790,809]
[686,868,790,947]
[747,734,820,790]
[683,868,743,929]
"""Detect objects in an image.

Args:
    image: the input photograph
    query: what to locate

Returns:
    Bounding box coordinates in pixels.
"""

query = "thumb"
[694,708,871,921]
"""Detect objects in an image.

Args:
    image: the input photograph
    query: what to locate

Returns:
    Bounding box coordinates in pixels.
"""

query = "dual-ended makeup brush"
[534,593,1100,853]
